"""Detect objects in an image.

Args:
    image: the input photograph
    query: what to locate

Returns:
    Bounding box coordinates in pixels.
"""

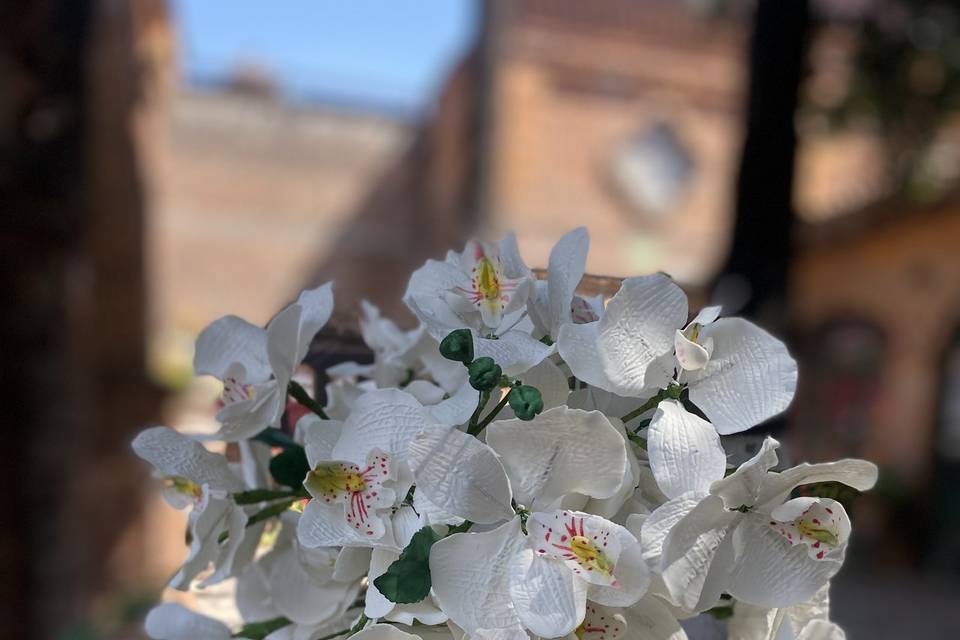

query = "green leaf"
[268,446,310,489]
[233,616,291,639]
[373,526,442,604]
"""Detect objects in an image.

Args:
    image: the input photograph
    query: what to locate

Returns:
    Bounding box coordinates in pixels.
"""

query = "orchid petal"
[487,407,627,509]
[545,227,589,337]
[193,316,270,381]
[408,426,515,523]
[132,426,243,493]
[332,388,437,465]
[509,549,587,638]
[647,401,727,499]
[686,318,797,435]
[144,603,230,640]
[430,518,528,637]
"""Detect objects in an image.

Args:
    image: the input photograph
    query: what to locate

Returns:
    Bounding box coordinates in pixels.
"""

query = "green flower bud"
[439,329,474,364]
[509,385,543,421]
[468,357,502,391]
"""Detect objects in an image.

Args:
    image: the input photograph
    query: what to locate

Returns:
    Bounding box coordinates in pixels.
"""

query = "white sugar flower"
[558,274,797,434]
[193,283,334,440]
[727,584,846,640]
[405,239,552,375]
[641,415,877,611]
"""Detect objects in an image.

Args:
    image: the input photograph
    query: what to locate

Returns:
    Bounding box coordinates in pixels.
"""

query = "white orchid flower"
[353,625,430,640]
[193,283,334,441]
[431,510,649,640]
[558,274,797,434]
[641,413,877,611]
[405,239,552,376]
[366,545,449,626]
[132,427,259,589]
[144,603,231,640]
[297,388,444,549]
[498,227,595,341]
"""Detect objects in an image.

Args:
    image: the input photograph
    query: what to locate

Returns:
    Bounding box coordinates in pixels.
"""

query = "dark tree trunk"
[715,0,811,328]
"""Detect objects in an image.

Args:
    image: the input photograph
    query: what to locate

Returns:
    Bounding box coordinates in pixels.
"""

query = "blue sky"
[172,0,479,114]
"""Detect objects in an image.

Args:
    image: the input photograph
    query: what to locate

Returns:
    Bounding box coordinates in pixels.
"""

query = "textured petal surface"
[597,275,687,396]
[132,426,243,493]
[352,624,426,640]
[557,321,617,392]
[409,426,515,523]
[587,536,651,607]
[640,492,705,571]
[193,316,270,381]
[333,388,436,465]
[710,437,780,509]
[509,550,587,638]
[474,330,553,376]
[545,227,589,337]
[487,407,627,509]
[647,401,726,499]
[687,318,797,435]
[727,516,844,608]
[297,499,396,549]
[756,459,879,509]
[429,518,527,636]
[144,603,231,640]
[269,546,354,626]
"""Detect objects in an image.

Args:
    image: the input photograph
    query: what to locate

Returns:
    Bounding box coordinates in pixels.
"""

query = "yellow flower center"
[164,476,202,499]
[309,465,367,494]
[797,519,839,546]
[476,257,501,301]
[569,535,615,577]
[684,322,703,344]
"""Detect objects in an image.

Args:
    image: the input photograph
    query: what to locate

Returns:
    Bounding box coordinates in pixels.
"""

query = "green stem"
[232,488,304,505]
[252,427,299,450]
[233,616,292,639]
[219,497,298,543]
[349,613,370,635]
[620,384,683,425]
[469,388,514,437]
[288,380,329,420]
[445,520,473,536]
[467,389,491,434]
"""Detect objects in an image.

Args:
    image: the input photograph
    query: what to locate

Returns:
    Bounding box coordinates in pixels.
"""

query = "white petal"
[351,624,426,640]
[144,603,231,640]
[597,275,688,396]
[297,499,396,549]
[474,330,553,376]
[413,489,466,527]
[528,510,630,587]
[640,492,705,571]
[674,330,711,371]
[710,437,780,509]
[517,358,570,412]
[404,259,474,340]
[557,321,618,392]
[647,401,727,499]
[332,388,435,465]
[546,227,590,337]
[687,318,797,435]
[406,380,448,405]
[193,316,270,381]
[299,415,344,466]
[497,232,533,279]
[269,546,354,626]
[487,407,627,509]
[509,549,587,638]
[727,516,844,608]
[587,537,650,607]
[622,598,689,640]
[293,282,335,362]
[214,381,284,441]
[796,620,847,640]
[333,546,372,582]
[265,302,305,388]
[408,426,515,523]
[660,495,738,611]
[428,380,481,427]
[198,502,252,587]
[756,459,879,509]
[132,426,243,493]
[429,518,527,636]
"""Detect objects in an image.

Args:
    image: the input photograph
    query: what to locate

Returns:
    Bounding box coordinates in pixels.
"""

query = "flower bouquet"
[135,228,877,640]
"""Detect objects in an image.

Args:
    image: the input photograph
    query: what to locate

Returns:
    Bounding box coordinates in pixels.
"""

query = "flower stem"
[218,497,298,543]
[287,380,329,420]
[349,613,370,634]
[620,383,684,426]
[233,616,291,639]
[232,488,304,505]
[469,388,514,437]
[467,389,491,434]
